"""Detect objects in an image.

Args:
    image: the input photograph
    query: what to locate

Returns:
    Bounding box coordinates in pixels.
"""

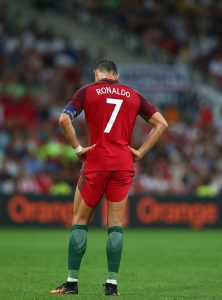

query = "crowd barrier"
[0,194,221,229]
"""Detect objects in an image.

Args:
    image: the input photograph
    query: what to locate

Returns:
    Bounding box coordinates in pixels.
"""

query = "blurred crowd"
[132,110,222,197]
[0,1,89,195]
[0,1,222,197]
[38,0,222,89]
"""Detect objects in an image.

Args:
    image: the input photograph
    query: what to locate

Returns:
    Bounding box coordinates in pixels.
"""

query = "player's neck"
[96,72,117,81]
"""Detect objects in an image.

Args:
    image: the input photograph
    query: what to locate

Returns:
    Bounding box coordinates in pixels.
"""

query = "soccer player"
[50,58,168,296]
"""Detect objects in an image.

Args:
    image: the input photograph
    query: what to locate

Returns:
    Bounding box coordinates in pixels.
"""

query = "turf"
[0,229,222,300]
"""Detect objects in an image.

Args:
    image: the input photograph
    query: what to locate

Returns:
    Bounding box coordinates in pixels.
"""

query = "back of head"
[94,58,118,75]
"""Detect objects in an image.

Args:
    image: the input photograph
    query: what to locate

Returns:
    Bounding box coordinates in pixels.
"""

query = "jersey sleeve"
[62,86,86,121]
[137,93,157,122]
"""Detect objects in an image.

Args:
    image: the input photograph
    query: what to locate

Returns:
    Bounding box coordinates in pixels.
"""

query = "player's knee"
[108,214,125,227]
[108,220,124,227]
[73,215,88,225]
[107,232,123,253]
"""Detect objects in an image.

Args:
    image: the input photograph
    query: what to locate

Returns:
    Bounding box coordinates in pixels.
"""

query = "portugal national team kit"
[63,79,157,208]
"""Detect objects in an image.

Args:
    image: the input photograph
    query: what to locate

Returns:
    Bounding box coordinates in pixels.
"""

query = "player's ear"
[115,73,119,80]
[94,69,99,81]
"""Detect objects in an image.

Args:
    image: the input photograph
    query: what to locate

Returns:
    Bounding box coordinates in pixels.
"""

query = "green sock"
[106,226,123,280]
[68,224,88,279]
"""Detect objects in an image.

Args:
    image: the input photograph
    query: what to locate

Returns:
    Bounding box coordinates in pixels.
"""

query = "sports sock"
[106,226,123,282]
[67,224,87,281]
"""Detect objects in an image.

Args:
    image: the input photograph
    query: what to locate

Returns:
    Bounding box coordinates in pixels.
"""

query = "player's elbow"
[158,119,168,133]
[161,119,168,130]
[150,112,168,132]
[59,113,71,127]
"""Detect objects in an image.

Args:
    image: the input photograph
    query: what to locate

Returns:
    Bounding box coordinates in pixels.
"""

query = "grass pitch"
[0,228,222,300]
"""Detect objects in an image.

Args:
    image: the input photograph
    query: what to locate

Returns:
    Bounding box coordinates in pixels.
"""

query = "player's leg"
[68,171,112,287]
[107,196,128,227]
[68,187,93,282]
[104,171,134,296]
[51,187,93,295]
[107,197,127,275]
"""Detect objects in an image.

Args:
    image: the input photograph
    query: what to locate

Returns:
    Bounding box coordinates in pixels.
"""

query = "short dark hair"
[94,58,118,74]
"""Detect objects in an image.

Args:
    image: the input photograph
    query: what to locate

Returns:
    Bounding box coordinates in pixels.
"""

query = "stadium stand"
[0,0,222,196]
[32,0,222,89]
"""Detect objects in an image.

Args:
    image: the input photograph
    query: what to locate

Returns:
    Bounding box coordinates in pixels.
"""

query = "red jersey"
[63,79,157,172]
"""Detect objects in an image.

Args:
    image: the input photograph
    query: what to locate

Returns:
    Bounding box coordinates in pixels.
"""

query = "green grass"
[0,229,222,300]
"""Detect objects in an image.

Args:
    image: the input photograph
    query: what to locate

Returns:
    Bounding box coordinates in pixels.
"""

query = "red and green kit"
[63,79,157,207]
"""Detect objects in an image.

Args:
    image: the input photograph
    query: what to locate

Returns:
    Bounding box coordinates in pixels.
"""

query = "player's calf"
[105,226,123,296]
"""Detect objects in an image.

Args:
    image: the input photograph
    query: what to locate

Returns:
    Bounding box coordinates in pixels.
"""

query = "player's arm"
[129,112,168,161]
[59,112,95,161]
[60,86,95,161]
[59,112,81,150]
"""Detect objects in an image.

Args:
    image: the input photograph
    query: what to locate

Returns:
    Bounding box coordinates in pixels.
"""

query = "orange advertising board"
[0,194,221,229]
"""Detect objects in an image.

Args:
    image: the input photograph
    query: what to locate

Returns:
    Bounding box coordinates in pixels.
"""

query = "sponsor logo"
[7,195,73,227]
[136,197,219,229]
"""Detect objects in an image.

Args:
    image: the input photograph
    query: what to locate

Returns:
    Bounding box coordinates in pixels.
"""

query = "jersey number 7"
[104,98,123,133]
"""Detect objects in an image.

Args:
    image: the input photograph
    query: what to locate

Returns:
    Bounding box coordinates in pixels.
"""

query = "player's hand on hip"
[77,144,96,161]
[128,146,142,161]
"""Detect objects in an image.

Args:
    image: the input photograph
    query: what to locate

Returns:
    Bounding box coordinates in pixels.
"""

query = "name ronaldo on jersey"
[96,87,131,98]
